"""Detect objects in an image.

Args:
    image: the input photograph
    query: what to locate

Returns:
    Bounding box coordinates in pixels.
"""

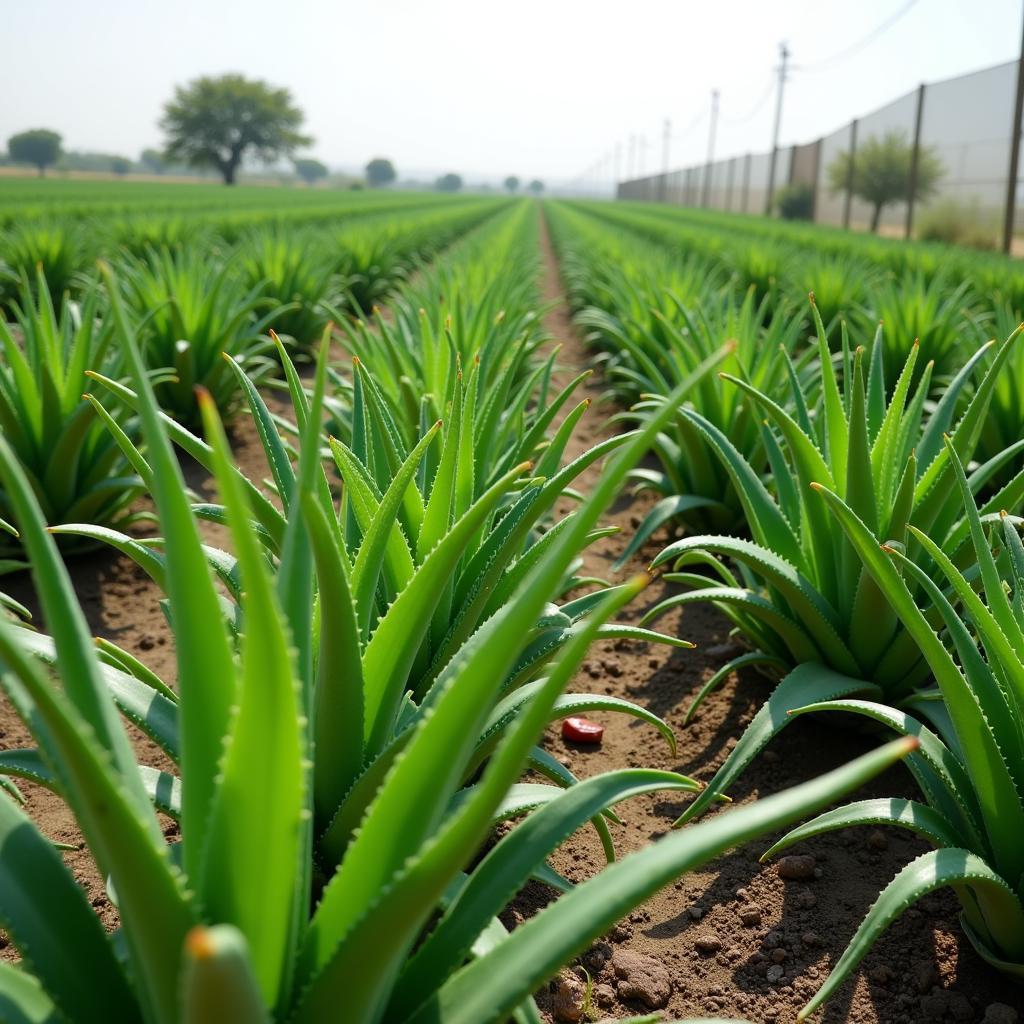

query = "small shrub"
[775,183,814,221]
[917,198,998,251]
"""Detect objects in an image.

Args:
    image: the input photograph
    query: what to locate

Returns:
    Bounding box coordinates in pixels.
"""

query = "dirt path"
[524,210,1023,1023]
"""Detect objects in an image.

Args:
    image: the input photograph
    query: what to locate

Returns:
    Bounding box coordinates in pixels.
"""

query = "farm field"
[1,177,1023,1024]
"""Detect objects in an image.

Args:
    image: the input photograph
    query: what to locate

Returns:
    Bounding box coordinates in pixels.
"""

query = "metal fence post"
[810,138,822,222]
[843,118,858,230]
[1004,13,1024,253]
[905,83,926,239]
[742,153,751,213]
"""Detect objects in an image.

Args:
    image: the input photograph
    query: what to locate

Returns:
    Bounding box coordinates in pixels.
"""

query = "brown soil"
[0,210,1021,1022]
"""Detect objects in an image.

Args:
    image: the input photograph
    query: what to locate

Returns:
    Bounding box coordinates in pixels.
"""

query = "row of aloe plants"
[0,197,920,1022]
[0,199,520,569]
[0,191,498,312]
[592,198,1024,335]
[549,197,1024,1015]
[0,176,446,225]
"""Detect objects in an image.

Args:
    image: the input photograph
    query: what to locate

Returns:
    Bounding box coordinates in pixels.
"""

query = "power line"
[719,77,776,125]
[794,0,919,73]
[669,110,706,147]
[615,0,921,189]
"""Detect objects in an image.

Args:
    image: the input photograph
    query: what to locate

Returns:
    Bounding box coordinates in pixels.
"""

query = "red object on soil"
[561,716,604,743]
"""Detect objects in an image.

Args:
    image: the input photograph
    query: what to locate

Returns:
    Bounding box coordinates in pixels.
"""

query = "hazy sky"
[3,0,1023,186]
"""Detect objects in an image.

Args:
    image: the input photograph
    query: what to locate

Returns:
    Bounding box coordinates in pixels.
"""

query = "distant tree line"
[503,176,544,195]
[6,76,547,194]
[2,132,217,179]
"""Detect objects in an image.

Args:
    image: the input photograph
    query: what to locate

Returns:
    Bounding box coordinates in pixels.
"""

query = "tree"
[435,172,463,193]
[140,148,166,174]
[294,157,328,185]
[8,129,61,177]
[827,130,944,233]
[110,156,132,176]
[160,74,311,185]
[527,179,544,196]
[503,175,520,193]
[365,158,396,188]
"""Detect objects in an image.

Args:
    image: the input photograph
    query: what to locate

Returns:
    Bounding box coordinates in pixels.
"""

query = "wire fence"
[618,57,1024,253]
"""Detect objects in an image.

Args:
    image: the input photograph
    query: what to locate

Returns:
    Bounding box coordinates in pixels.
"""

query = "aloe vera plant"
[336,201,544,426]
[76,338,690,793]
[643,308,1024,823]
[113,244,283,423]
[790,255,873,334]
[968,300,1024,486]
[0,280,920,1021]
[754,438,1024,1017]
[335,199,507,314]
[107,213,208,259]
[0,219,92,311]
[604,286,810,547]
[0,271,142,565]
[867,270,974,384]
[236,225,343,347]
[548,203,809,540]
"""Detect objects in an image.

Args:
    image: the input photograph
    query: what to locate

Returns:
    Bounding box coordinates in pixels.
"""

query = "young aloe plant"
[756,438,1024,1018]
[0,270,142,566]
[112,244,283,423]
[548,202,808,540]
[73,333,690,824]
[601,286,811,546]
[334,198,505,314]
[643,307,1024,824]
[0,219,91,311]
[868,269,974,384]
[236,224,344,348]
[968,299,1024,486]
[334,200,545,441]
[0,284,918,1021]
[789,254,873,334]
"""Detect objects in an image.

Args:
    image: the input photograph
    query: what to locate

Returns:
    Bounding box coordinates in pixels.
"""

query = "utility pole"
[639,136,647,177]
[905,83,926,238]
[628,134,636,180]
[765,42,790,215]
[702,89,720,207]
[614,142,622,188]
